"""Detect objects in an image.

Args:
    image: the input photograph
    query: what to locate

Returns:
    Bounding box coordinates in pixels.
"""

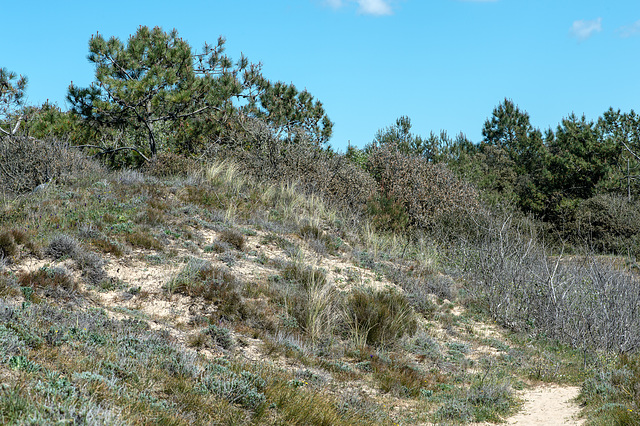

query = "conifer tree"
[0,67,28,137]
[68,26,333,160]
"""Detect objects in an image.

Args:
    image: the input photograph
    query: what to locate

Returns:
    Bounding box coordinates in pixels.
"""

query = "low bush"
[344,287,417,348]
[0,135,103,195]
[226,122,377,213]
[218,229,245,251]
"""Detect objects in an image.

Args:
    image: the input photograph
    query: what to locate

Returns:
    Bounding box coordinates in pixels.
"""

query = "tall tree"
[0,67,28,137]
[68,26,242,159]
[368,116,435,159]
[68,26,333,160]
[548,113,617,202]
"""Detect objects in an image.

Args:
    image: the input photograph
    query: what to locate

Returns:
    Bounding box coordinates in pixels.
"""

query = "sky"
[1,0,639,152]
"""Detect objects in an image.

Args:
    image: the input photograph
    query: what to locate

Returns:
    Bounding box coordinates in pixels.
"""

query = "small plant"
[125,229,162,250]
[207,324,234,349]
[17,266,77,293]
[200,363,266,410]
[344,287,417,348]
[0,230,17,259]
[45,234,79,260]
[218,229,245,251]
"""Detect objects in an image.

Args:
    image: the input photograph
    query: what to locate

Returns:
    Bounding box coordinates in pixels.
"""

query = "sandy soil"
[506,385,584,425]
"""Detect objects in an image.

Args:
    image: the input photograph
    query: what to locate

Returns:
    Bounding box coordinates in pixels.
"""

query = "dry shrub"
[366,145,480,230]
[0,231,18,259]
[143,151,199,178]
[18,266,77,293]
[227,119,377,212]
[218,229,245,251]
[45,234,79,260]
[0,135,103,194]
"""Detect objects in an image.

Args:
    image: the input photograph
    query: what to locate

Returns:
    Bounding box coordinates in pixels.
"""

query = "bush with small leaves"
[218,229,245,251]
[46,234,78,260]
[366,144,480,231]
[0,231,17,259]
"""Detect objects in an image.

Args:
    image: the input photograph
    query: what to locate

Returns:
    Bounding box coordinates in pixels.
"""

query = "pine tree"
[0,67,28,137]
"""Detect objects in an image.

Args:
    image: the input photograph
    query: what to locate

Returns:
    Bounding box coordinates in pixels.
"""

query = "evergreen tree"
[68,26,333,160]
[0,67,28,137]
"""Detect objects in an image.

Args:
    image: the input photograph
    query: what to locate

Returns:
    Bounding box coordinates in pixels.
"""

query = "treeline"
[347,102,640,256]
[2,26,640,256]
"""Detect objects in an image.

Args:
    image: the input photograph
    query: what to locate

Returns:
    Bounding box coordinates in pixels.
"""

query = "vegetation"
[2,24,640,425]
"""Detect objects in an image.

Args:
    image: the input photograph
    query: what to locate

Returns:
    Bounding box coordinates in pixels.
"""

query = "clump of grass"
[344,287,417,348]
[17,266,77,295]
[125,229,163,251]
[218,229,245,251]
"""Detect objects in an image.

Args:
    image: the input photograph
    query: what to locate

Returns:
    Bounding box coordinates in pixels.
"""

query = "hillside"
[0,154,607,425]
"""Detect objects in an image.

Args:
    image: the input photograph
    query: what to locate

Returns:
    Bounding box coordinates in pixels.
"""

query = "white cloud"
[618,20,640,38]
[570,18,602,41]
[323,0,393,16]
[356,0,393,15]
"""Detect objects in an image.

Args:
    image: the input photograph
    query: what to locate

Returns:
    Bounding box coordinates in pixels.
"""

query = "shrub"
[143,151,198,178]
[73,250,107,285]
[167,258,244,320]
[46,234,79,260]
[228,127,377,212]
[18,266,77,293]
[461,209,640,354]
[344,287,417,348]
[125,230,162,251]
[0,231,17,259]
[366,145,480,230]
[200,363,266,410]
[571,194,640,256]
[218,229,245,251]
[207,324,234,350]
[0,135,103,195]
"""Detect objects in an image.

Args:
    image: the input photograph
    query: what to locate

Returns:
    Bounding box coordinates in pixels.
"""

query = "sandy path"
[507,385,584,425]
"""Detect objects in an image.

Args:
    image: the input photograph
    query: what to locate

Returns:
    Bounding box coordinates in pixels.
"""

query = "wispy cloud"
[323,0,393,16]
[618,20,640,38]
[357,0,393,15]
[570,18,602,41]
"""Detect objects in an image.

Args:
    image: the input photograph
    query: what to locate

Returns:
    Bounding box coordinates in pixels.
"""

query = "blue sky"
[1,0,639,151]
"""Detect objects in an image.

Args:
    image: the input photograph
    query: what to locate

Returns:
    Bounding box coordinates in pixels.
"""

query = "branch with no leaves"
[74,144,150,163]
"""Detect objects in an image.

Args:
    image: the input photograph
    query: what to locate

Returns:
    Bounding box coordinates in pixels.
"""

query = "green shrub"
[207,324,234,350]
[366,193,410,233]
[200,363,266,410]
[344,287,417,348]
[571,194,640,256]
